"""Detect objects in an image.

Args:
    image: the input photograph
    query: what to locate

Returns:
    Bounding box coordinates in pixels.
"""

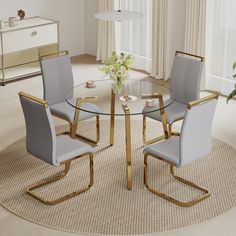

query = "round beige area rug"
[0,119,236,235]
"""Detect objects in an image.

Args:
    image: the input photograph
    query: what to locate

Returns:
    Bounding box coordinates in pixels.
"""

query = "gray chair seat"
[50,98,100,123]
[143,99,186,124]
[144,136,180,166]
[56,135,93,163]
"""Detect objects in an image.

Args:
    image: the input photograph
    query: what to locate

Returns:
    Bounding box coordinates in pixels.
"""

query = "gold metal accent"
[26,152,94,205]
[158,95,170,139]
[52,96,99,144]
[168,118,183,136]
[187,94,219,110]
[144,153,211,207]
[142,94,170,145]
[175,51,205,62]
[141,93,162,100]
[18,91,48,108]
[69,96,100,144]
[39,50,69,61]
[122,104,132,190]
[143,115,166,145]
[110,88,115,146]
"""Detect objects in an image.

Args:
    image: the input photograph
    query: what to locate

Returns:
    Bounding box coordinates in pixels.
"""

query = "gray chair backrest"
[40,54,74,105]
[19,94,57,166]
[179,97,218,166]
[170,54,203,104]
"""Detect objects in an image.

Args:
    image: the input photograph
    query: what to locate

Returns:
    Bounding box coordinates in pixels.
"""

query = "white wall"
[85,0,98,56]
[0,0,85,56]
[0,0,187,59]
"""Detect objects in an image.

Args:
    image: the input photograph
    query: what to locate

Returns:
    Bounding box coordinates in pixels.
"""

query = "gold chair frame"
[27,153,94,206]
[144,94,219,207]
[19,92,94,205]
[40,51,100,145]
[142,51,204,145]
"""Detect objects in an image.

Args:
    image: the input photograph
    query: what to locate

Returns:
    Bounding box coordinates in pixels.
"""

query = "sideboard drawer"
[2,24,58,54]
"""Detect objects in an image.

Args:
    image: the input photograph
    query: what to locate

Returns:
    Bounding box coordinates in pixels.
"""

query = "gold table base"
[109,90,170,190]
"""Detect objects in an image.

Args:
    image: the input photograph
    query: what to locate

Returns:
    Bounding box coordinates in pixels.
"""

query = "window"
[206,0,236,94]
[115,0,152,72]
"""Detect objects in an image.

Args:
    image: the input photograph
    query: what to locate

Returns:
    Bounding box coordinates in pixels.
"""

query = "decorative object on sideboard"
[8,17,16,27]
[227,61,236,103]
[17,9,25,20]
[94,0,144,22]
[0,20,3,29]
[101,51,133,94]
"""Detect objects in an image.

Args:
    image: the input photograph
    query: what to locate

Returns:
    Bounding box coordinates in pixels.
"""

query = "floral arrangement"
[101,52,133,93]
[227,62,236,103]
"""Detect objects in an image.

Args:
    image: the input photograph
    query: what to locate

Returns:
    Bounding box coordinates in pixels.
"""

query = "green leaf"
[227,89,236,103]
[233,62,236,70]
[233,74,236,78]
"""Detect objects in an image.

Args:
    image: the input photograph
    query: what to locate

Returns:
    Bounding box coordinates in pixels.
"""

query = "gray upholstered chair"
[143,51,204,144]
[143,94,219,207]
[40,51,100,144]
[19,91,94,205]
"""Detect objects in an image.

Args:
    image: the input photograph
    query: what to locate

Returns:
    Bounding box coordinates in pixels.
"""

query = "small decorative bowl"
[86,80,96,88]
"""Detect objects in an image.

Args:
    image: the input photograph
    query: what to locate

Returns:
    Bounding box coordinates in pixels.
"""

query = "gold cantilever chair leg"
[71,115,100,145]
[144,153,211,207]
[26,153,94,205]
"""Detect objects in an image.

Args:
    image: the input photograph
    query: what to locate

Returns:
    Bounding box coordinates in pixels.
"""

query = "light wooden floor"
[0,55,236,236]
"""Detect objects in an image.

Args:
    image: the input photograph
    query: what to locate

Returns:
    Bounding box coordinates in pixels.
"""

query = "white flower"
[109,66,116,74]
[123,70,128,76]
[119,65,127,72]
[116,70,124,78]
[116,59,123,65]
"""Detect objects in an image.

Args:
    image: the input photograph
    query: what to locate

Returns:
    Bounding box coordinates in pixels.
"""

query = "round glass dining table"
[65,79,174,190]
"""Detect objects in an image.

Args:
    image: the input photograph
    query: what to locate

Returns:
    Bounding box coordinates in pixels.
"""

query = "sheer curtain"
[151,0,168,79]
[184,0,206,89]
[206,0,236,95]
[115,0,152,72]
[97,0,116,62]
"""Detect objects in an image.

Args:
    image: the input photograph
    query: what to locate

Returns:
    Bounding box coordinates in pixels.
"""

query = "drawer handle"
[31,31,38,36]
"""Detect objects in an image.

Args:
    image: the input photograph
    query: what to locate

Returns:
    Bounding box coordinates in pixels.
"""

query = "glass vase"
[112,78,124,94]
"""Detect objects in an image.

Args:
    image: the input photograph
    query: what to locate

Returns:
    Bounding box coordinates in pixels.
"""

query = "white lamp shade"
[94,10,144,22]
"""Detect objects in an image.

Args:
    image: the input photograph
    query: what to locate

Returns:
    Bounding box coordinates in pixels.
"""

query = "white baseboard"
[206,74,235,96]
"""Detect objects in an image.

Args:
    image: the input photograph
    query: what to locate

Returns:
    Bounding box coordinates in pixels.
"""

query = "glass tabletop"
[65,79,174,116]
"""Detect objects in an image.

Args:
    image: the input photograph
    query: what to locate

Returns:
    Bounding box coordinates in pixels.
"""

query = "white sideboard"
[0,17,59,85]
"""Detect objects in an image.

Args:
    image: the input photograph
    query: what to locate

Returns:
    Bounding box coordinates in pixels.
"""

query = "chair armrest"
[175,51,204,62]
[19,91,48,108]
[187,94,219,110]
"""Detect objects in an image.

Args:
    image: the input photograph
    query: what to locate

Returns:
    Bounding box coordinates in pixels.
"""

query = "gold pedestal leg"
[110,88,115,146]
[122,104,132,190]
